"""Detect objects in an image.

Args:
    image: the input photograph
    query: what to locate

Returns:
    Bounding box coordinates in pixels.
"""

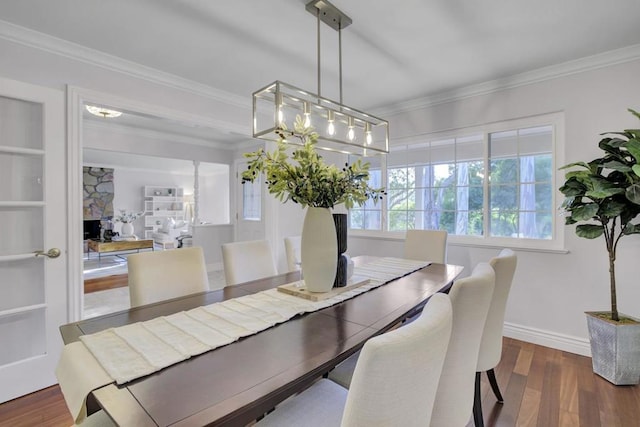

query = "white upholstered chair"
[328,229,448,388]
[403,229,448,264]
[430,262,495,427]
[73,410,116,426]
[473,249,518,425]
[221,240,278,286]
[256,293,453,427]
[127,246,210,308]
[284,236,301,272]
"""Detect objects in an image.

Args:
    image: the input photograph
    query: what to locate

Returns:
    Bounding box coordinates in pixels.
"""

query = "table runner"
[56,257,428,423]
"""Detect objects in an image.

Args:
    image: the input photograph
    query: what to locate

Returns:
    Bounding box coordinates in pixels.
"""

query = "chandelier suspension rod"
[317,9,321,98]
[339,25,343,105]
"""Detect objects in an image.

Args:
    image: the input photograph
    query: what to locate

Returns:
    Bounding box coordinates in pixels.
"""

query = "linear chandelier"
[252,0,389,156]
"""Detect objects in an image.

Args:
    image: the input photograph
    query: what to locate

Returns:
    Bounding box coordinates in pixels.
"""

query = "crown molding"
[374,43,640,117]
[4,19,639,121]
[0,19,249,110]
[83,120,242,150]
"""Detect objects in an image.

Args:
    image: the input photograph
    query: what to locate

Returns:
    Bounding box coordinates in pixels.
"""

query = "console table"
[86,239,154,260]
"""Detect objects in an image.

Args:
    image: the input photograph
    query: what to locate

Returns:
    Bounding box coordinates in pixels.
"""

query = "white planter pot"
[121,222,134,237]
[301,207,337,293]
[586,311,640,385]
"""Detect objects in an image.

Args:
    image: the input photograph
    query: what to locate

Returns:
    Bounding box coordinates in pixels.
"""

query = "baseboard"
[504,322,591,357]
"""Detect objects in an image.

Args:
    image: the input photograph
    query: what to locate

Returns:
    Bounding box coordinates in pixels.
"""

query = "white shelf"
[143,186,185,237]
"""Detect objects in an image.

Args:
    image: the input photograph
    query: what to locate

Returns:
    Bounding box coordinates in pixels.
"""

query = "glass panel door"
[0,79,67,403]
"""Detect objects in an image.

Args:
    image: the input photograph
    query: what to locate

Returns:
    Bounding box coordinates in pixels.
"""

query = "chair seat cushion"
[256,379,347,426]
[151,232,175,243]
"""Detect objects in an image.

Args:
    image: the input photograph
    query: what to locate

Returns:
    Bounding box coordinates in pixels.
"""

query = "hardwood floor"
[84,273,128,294]
[1,338,638,426]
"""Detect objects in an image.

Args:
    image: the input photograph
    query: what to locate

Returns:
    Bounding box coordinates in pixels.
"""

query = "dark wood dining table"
[60,257,463,426]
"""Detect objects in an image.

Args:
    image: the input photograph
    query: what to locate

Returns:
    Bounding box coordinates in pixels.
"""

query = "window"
[349,113,563,248]
[350,156,383,230]
[242,176,261,220]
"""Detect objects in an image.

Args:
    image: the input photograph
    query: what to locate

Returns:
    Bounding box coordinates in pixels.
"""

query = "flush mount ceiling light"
[85,105,123,118]
[252,0,389,156]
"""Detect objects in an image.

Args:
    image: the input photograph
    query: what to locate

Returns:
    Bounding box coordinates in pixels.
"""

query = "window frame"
[348,112,566,251]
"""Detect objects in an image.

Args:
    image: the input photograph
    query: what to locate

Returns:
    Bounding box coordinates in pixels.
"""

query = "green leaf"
[599,137,626,156]
[575,224,605,239]
[559,177,586,197]
[559,161,590,171]
[565,216,577,225]
[632,164,640,178]
[601,160,632,172]
[599,199,626,218]
[628,108,640,120]
[626,138,640,162]
[623,223,640,235]
[626,183,640,205]
[571,203,599,221]
[586,188,624,199]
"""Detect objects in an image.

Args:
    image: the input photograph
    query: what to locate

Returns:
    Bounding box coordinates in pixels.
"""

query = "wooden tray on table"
[277,276,370,301]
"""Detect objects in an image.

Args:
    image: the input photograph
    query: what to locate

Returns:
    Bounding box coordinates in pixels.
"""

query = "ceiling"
[2,0,640,135]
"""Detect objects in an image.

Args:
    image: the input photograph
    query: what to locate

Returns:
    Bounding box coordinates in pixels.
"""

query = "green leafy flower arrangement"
[242,116,386,209]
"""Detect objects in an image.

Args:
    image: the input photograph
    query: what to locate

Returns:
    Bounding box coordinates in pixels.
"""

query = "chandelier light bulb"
[347,117,355,141]
[347,127,355,141]
[276,92,285,125]
[327,110,336,136]
[365,122,372,145]
[303,102,311,127]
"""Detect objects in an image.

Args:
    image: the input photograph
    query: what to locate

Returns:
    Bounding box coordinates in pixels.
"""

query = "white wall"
[349,58,640,355]
[199,172,230,224]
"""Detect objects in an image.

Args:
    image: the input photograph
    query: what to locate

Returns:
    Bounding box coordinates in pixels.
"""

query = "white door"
[234,160,265,242]
[0,77,67,402]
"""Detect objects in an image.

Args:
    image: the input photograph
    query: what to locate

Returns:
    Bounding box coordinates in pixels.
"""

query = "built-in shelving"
[143,186,185,239]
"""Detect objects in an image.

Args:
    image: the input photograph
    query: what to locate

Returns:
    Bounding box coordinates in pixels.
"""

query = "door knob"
[34,248,61,258]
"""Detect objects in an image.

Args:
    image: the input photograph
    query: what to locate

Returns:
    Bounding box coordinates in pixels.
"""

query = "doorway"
[68,86,241,320]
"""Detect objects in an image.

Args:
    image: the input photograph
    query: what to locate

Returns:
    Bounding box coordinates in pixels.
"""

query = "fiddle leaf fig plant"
[559,108,640,322]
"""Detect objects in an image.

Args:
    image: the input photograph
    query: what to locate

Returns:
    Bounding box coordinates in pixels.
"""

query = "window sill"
[347,229,569,254]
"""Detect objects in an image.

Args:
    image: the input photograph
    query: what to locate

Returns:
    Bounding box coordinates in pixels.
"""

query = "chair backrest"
[341,293,453,427]
[403,229,448,264]
[477,248,518,372]
[127,246,210,308]
[221,240,278,286]
[284,236,302,272]
[430,262,495,427]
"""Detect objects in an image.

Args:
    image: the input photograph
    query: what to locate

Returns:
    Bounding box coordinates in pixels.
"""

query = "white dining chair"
[473,248,518,425]
[430,262,495,427]
[221,239,278,286]
[284,236,302,272]
[73,410,116,426]
[127,246,210,307]
[255,293,453,427]
[403,229,448,263]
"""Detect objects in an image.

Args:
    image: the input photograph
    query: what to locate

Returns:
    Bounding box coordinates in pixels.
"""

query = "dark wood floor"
[1,338,638,426]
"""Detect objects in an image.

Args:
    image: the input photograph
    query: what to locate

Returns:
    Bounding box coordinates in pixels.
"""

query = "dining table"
[59,256,463,426]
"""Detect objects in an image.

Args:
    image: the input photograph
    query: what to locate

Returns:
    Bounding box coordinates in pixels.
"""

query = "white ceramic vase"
[121,222,134,237]
[301,207,338,293]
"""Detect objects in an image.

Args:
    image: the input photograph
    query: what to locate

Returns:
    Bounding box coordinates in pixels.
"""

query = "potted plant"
[559,108,640,384]
[242,115,384,292]
[113,209,144,238]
